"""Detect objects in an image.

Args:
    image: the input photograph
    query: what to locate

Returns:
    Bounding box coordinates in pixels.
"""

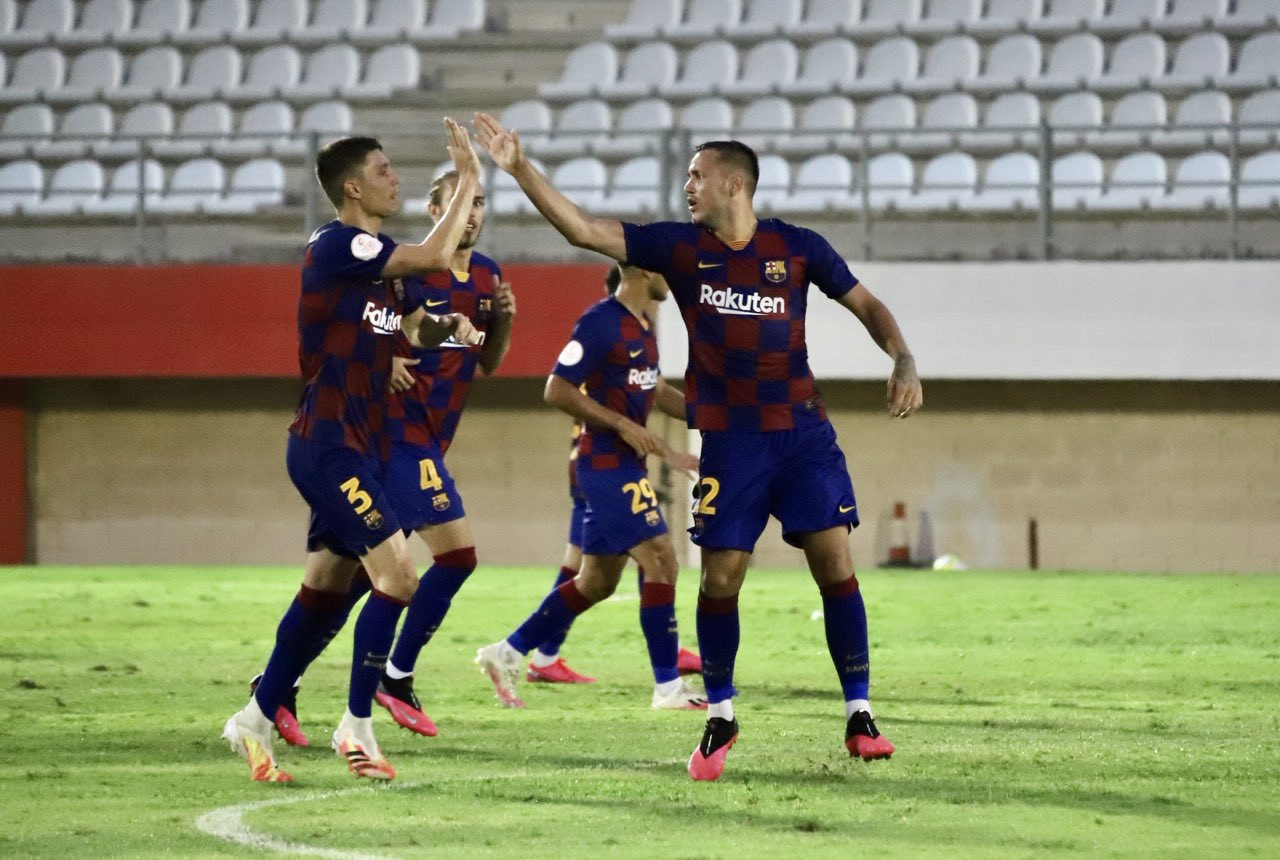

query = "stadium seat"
[605,0,680,41]
[0,103,53,159]
[40,102,113,159]
[600,155,661,215]
[775,94,856,156]
[1223,32,1280,92]
[535,99,611,157]
[721,38,797,98]
[351,43,418,100]
[61,0,134,47]
[1094,90,1167,152]
[778,37,857,97]
[908,0,982,37]
[1096,151,1168,209]
[1238,149,1280,208]
[594,97,673,157]
[666,40,738,98]
[1220,0,1280,35]
[290,0,369,46]
[108,46,183,104]
[0,47,66,106]
[774,152,855,213]
[969,151,1041,211]
[0,0,72,50]
[491,156,544,215]
[0,0,16,33]
[498,99,553,150]
[538,41,619,100]
[212,99,292,157]
[1095,33,1167,95]
[286,43,360,101]
[1238,90,1280,148]
[206,157,284,213]
[552,157,607,208]
[1032,33,1105,93]
[865,151,914,209]
[665,0,742,42]
[900,151,978,211]
[906,34,981,95]
[166,45,241,104]
[351,0,424,46]
[788,0,861,37]
[1152,89,1231,149]
[961,91,1041,152]
[856,93,916,151]
[27,158,103,215]
[858,0,923,38]
[1051,150,1104,209]
[1093,0,1167,36]
[752,153,790,213]
[970,33,1042,95]
[600,41,678,100]
[1048,91,1104,149]
[234,44,302,102]
[269,99,353,156]
[1156,150,1230,209]
[904,93,979,155]
[152,100,233,158]
[1157,0,1228,37]
[82,157,164,215]
[45,46,121,105]
[173,0,249,47]
[418,0,486,41]
[846,36,920,97]
[0,158,42,215]
[969,0,1042,36]
[1030,0,1105,37]
[234,0,306,47]
[95,101,173,159]
[736,0,802,39]
[116,0,193,47]
[1158,31,1230,92]
[676,97,734,137]
[150,157,224,213]
[737,96,794,152]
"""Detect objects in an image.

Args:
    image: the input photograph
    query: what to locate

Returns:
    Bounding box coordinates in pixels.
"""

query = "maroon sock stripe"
[433,546,477,569]
[698,591,738,615]
[640,581,676,608]
[820,575,860,599]
[370,588,410,608]
[556,580,595,614]
[298,584,349,612]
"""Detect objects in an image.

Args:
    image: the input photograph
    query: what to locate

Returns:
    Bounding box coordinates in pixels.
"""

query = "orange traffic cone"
[884,501,912,568]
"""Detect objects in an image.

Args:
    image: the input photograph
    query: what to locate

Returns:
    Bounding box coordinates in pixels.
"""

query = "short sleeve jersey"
[385,252,500,455]
[622,219,858,432]
[552,297,659,472]
[288,220,402,455]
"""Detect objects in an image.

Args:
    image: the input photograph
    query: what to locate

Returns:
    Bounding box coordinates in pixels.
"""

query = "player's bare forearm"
[545,374,626,432]
[836,284,923,417]
[383,172,478,278]
[478,317,512,375]
[655,379,687,422]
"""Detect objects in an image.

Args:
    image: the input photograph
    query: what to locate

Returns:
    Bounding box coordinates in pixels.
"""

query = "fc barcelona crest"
[432,493,451,512]
[363,509,385,530]
[764,259,788,283]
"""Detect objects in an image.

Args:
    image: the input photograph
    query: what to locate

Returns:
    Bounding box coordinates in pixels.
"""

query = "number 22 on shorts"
[694,476,719,515]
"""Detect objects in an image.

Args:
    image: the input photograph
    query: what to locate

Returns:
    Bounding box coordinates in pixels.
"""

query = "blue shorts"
[381,441,466,535]
[287,434,402,559]
[690,420,858,552]
[577,462,669,556]
[567,493,587,549]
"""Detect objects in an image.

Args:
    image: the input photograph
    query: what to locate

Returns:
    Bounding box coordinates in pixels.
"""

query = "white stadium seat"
[1031,33,1105,94]
[970,152,1041,211]
[775,153,855,213]
[857,93,916,151]
[539,41,619,100]
[28,158,104,215]
[552,156,608,208]
[349,44,419,101]
[1030,0,1105,37]
[969,0,1043,36]
[173,0,249,47]
[291,0,369,46]
[0,47,66,106]
[234,44,302,102]
[117,0,193,47]
[665,0,742,42]
[722,39,798,98]
[858,0,922,39]
[1094,0,1167,36]
[351,0,424,46]
[601,155,661,215]
[498,99,553,150]
[736,0,802,39]
[676,97,734,137]
[213,99,293,157]
[418,0,486,41]
[865,151,914,210]
[1224,32,1280,92]
[491,156,544,215]
[909,0,982,38]
[1158,31,1230,92]
[775,94,856,157]
[47,47,123,105]
[970,33,1042,95]
[901,151,978,211]
[1095,33,1167,95]
[961,91,1041,152]
[0,104,54,159]
[207,157,285,213]
[1094,90,1167,151]
[779,38,857,97]
[752,153,791,213]
[0,159,43,215]
[599,41,678,100]
[167,45,242,104]
[0,0,72,50]
[905,93,979,155]
[40,102,113,159]
[737,97,794,153]
[1158,0,1228,37]
[605,0,681,41]
[1221,0,1280,35]
[234,0,306,47]
[1096,151,1168,209]
[1151,89,1231,149]
[1156,150,1230,209]
[82,157,164,215]
[108,46,183,104]
[666,40,738,98]
[152,100,233,158]
[1048,91,1104,149]
[594,97,673,158]
[789,0,862,37]
[272,99,353,156]
[61,0,134,47]
[846,36,919,97]
[95,101,173,158]
[536,99,612,158]
[1052,151,1104,209]
[286,43,360,101]
[1238,90,1280,148]
[1238,150,1280,209]
[151,157,224,213]
[907,35,981,95]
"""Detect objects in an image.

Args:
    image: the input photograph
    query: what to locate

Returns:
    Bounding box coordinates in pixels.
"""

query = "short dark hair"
[694,140,759,195]
[428,169,459,208]
[315,136,382,209]
[604,263,622,296]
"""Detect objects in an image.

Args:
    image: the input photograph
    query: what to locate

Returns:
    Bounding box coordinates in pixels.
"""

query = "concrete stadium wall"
[29,378,1280,574]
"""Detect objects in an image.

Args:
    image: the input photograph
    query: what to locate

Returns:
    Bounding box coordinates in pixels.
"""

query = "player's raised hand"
[494,275,516,319]
[887,354,923,419]
[616,418,664,459]
[444,116,481,179]
[388,356,419,394]
[472,112,523,173]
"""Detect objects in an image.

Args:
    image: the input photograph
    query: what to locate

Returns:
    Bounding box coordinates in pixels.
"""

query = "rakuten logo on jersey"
[699,284,786,316]
[362,301,402,335]
[628,367,659,390]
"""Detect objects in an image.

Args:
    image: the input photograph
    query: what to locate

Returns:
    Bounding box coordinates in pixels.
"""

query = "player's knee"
[435,545,477,572]
[575,569,617,603]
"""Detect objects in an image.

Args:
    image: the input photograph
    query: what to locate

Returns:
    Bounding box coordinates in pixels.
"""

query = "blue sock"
[389,547,477,674]
[821,575,870,701]
[292,567,373,681]
[640,581,680,684]
[534,566,578,656]
[253,585,347,716]
[347,589,407,718]
[696,591,739,703]
[508,581,595,655]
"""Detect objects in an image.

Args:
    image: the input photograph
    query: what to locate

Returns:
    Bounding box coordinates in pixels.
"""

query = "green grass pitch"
[2,565,1278,858]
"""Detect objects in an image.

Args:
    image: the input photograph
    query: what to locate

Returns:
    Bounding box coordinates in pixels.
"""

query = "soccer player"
[473,113,923,781]
[223,123,484,783]
[476,263,707,710]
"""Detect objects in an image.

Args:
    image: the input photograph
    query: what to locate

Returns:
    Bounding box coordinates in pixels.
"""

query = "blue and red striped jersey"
[622,219,858,432]
[385,252,501,455]
[288,219,402,455]
[552,297,659,472]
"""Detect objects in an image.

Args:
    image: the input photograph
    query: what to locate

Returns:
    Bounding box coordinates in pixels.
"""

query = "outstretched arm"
[478,277,515,375]
[473,112,628,261]
[654,378,687,421]
[402,308,480,350]
[836,284,923,419]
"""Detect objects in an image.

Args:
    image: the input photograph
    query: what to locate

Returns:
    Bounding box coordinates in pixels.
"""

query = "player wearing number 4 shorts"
[472,113,924,781]
[476,264,706,711]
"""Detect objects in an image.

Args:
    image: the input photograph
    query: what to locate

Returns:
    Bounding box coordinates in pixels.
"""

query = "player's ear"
[344,175,362,201]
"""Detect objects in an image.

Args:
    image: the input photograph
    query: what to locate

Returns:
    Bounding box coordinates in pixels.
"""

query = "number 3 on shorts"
[621,478,659,514]
[340,476,373,514]
[694,476,719,515]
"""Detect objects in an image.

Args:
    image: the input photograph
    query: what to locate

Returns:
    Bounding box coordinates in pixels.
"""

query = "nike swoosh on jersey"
[424,298,449,307]
[839,504,856,513]
[629,349,644,358]
[696,261,723,268]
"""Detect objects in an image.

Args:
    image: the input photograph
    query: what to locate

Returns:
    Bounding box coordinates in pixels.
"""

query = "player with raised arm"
[222,123,483,783]
[472,113,923,781]
[476,264,706,710]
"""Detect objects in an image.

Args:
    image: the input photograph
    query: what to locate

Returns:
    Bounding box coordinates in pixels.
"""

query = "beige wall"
[29,379,1280,573]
